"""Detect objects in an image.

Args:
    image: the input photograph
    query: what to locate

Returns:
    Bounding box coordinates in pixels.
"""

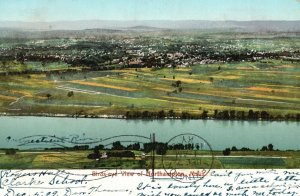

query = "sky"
[0,0,300,22]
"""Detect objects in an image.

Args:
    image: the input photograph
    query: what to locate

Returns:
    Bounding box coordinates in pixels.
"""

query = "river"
[0,116,299,150]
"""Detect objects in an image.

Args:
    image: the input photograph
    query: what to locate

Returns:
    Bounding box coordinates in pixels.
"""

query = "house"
[101,152,108,159]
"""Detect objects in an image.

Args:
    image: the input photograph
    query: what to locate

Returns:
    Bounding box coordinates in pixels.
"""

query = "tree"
[230,110,236,119]
[5,149,16,155]
[231,146,238,151]
[236,111,245,120]
[202,110,208,119]
[67,91,74,97]
[46,93,52,100]
[268,144,274,151]
[133,143,140,151]
[143,142,154,153]
[248,110,254,119]
[254,111,260,119]
[213,110,218,118]
[223,110,230,120]
[157,110,165,119]
[87,146,101,159]
[181,112,191,119]
[142,111,150,118]
[261,111,270,120]
[178,87,183,92]
[126,143,140,151]
[112,141,125,150]
[168,110,175,118]
[93,146,100,156]
[223,148,231,156]
[240,147,253,151]
[175,80,182,87]
[98,144,105,150]
[107,151,135,158]
[261,146,268,151]
[156,143,167,155]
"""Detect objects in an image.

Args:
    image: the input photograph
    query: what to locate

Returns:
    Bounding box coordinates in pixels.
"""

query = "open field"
[0,59,299,119]
[0,150,300,169]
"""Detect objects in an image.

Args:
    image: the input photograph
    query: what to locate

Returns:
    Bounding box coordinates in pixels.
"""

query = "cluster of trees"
[261,144,274,151]
[67,91,74,97]
[87,145,105,159]
[143,142,168,155]
[87,142,138,159]
[223,144,275,156]
[171,80,183,93]
[231,146,253,151]
[86,141,141,159]
[143,142,204,155]
[106,151,135,158]
[4,148,17,155]
[167,143,202,150]
[110,141,142,151]
[0,65,83,76]
[45,145,90,151]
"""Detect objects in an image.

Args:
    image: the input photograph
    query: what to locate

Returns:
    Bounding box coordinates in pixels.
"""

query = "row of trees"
[125,110,209,119]
[86,139,207,159]
[214,109,300,120]
[223,144,275,156]
[125,109,300,121]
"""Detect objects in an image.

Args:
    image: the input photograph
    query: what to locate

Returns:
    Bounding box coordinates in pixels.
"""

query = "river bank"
[0,111,299,121]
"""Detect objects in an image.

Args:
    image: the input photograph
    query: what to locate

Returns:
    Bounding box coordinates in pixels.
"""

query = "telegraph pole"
[151,133,155,182]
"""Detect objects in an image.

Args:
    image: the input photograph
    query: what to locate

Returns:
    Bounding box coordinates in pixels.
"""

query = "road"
[0,151,288,159]
[147,154,288,159]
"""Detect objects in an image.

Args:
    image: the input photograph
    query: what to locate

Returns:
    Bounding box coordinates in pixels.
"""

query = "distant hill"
[0,20,300,32]
[84,28,122,32]
[0,28,124,39]
[0,20,299,39]
[128,25,162,30]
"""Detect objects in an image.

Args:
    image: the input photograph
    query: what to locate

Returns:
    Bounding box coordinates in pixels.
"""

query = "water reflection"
[220,120,230,128]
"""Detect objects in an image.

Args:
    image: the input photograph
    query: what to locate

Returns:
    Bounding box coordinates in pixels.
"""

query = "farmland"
[1,150,300,169]
[0,59,299,119]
